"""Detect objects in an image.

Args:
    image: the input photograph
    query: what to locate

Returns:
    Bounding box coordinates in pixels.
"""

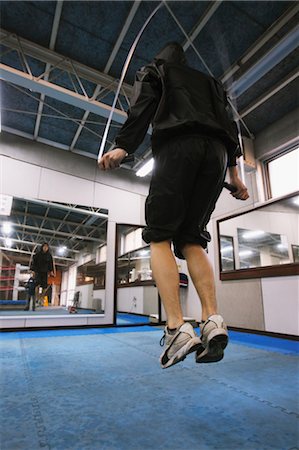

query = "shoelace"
[159,332,166,347]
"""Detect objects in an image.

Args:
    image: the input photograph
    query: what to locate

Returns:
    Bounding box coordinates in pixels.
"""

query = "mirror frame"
[217,191,299,280]
[114,223,162,326]
[0,196,111,329]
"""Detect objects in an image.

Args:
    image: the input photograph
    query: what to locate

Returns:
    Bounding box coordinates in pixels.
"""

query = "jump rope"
[97,1,253,194]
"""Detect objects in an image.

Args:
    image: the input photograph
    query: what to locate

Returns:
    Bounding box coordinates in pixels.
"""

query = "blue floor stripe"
[228,330,299,355]
[0,325,158,340]
[1,325,298,354]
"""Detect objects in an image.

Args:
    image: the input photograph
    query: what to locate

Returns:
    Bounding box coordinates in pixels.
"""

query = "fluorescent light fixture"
[239,250,253,257]
[221,246,233,254]
[2,221,13,235]
[242,230,265,240]
[139,249,150,256]
[58,246,67,255]
[136,158,154,177]
[276,243,287,250]
[0,195,13,216]
[4,237,12,248]
[293,197,299,206]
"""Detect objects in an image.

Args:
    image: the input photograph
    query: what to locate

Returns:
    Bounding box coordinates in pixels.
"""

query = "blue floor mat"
[0,327,298,450]
[117,313,150,325]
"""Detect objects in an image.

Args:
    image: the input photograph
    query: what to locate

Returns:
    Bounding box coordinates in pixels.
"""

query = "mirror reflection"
[0,196,108,316]
[219,193,299,272]
[116,224,159,325]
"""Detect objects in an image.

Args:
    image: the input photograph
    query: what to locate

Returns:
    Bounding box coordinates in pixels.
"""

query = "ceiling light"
[2,221,13,235]
[293,197,299,206]
[221,246,233,254]
[242,230,266,240]
[0,195,13,216]
[4,237,12,248]
[276,243,287,250]
[239,250,253,257]
[58,246,67,255]
[136,158,154,177]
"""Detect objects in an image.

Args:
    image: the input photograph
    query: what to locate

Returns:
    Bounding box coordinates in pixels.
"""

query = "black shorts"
[35,272,48,289]
[142,134,228,259]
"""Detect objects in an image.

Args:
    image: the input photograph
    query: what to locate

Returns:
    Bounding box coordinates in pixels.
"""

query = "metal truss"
[0,64,127,124]
[69,1,141,150]
[0,29,132,96]
[1,199,108,268]
[0,1,298,168]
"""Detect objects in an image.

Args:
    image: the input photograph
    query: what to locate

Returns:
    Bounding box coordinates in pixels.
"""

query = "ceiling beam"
[182,1,223,51]
[230,24,299,97]
[21,198,108,218]
[70,0,141,151]
[11,223,103,242]
[0,237,80,253]
[0,247,76,262]
[240,67,299,117]
[0,63,127,123]
[0,29,133,97]
[221,3,299,84]
[12,210,103,232]
[34,0,64,139]
[1,125,99,159]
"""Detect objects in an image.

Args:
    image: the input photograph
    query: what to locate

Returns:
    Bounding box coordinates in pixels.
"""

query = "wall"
[1,122,298,334]
[254,107,299,161]
[183,110,299,335]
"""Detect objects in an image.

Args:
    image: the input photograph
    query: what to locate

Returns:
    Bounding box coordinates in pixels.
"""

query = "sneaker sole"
[161,337,202,369]
[196,331,228,364]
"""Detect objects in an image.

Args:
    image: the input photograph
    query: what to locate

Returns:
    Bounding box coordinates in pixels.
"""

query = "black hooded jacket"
[114,43,242,166]
[30,244,54,274]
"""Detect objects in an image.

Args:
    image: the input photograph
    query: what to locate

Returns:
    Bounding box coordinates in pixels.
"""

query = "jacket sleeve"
[227,122,241,167]
[113,66,161,154]
[30,254,37,272]
[214,79,242,167]
[48,255,54,272]
[224,92,243,167]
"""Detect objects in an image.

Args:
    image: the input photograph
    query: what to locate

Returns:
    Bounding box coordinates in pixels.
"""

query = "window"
[267,147,299,198]
[124,228,143,254]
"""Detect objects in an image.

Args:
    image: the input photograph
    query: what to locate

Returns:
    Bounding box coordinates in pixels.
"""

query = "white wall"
[1,127,298,335]
[262,276,299,335]
[254,107,299,161]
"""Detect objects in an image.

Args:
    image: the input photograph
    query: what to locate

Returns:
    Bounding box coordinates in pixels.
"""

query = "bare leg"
[182,243,217,322]
[150,241,184,329]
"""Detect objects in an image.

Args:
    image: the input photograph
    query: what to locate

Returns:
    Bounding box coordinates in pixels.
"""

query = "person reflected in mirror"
[30,242,55,306]
[98,42,249,369]
[24,272,36,311]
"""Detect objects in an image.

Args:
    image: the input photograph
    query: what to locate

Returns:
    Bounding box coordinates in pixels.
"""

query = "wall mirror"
[0,195,108,319]
[115,224,160,326]
[217,192,299,280]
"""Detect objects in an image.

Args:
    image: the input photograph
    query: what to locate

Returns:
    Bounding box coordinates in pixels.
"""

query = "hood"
[153,42,186,65]
[39,242,50,253]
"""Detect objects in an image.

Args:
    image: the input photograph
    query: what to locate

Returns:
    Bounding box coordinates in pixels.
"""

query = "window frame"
[263,144,299,200]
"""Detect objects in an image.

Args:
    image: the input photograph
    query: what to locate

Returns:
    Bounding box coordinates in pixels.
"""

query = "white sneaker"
[196,314,228,364]
[160,322,201,369]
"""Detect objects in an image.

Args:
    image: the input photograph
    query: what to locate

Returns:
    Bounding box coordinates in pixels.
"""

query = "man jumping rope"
[99,42,249,369]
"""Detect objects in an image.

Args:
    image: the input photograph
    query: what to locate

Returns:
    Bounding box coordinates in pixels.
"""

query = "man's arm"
[99,66,161,171]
